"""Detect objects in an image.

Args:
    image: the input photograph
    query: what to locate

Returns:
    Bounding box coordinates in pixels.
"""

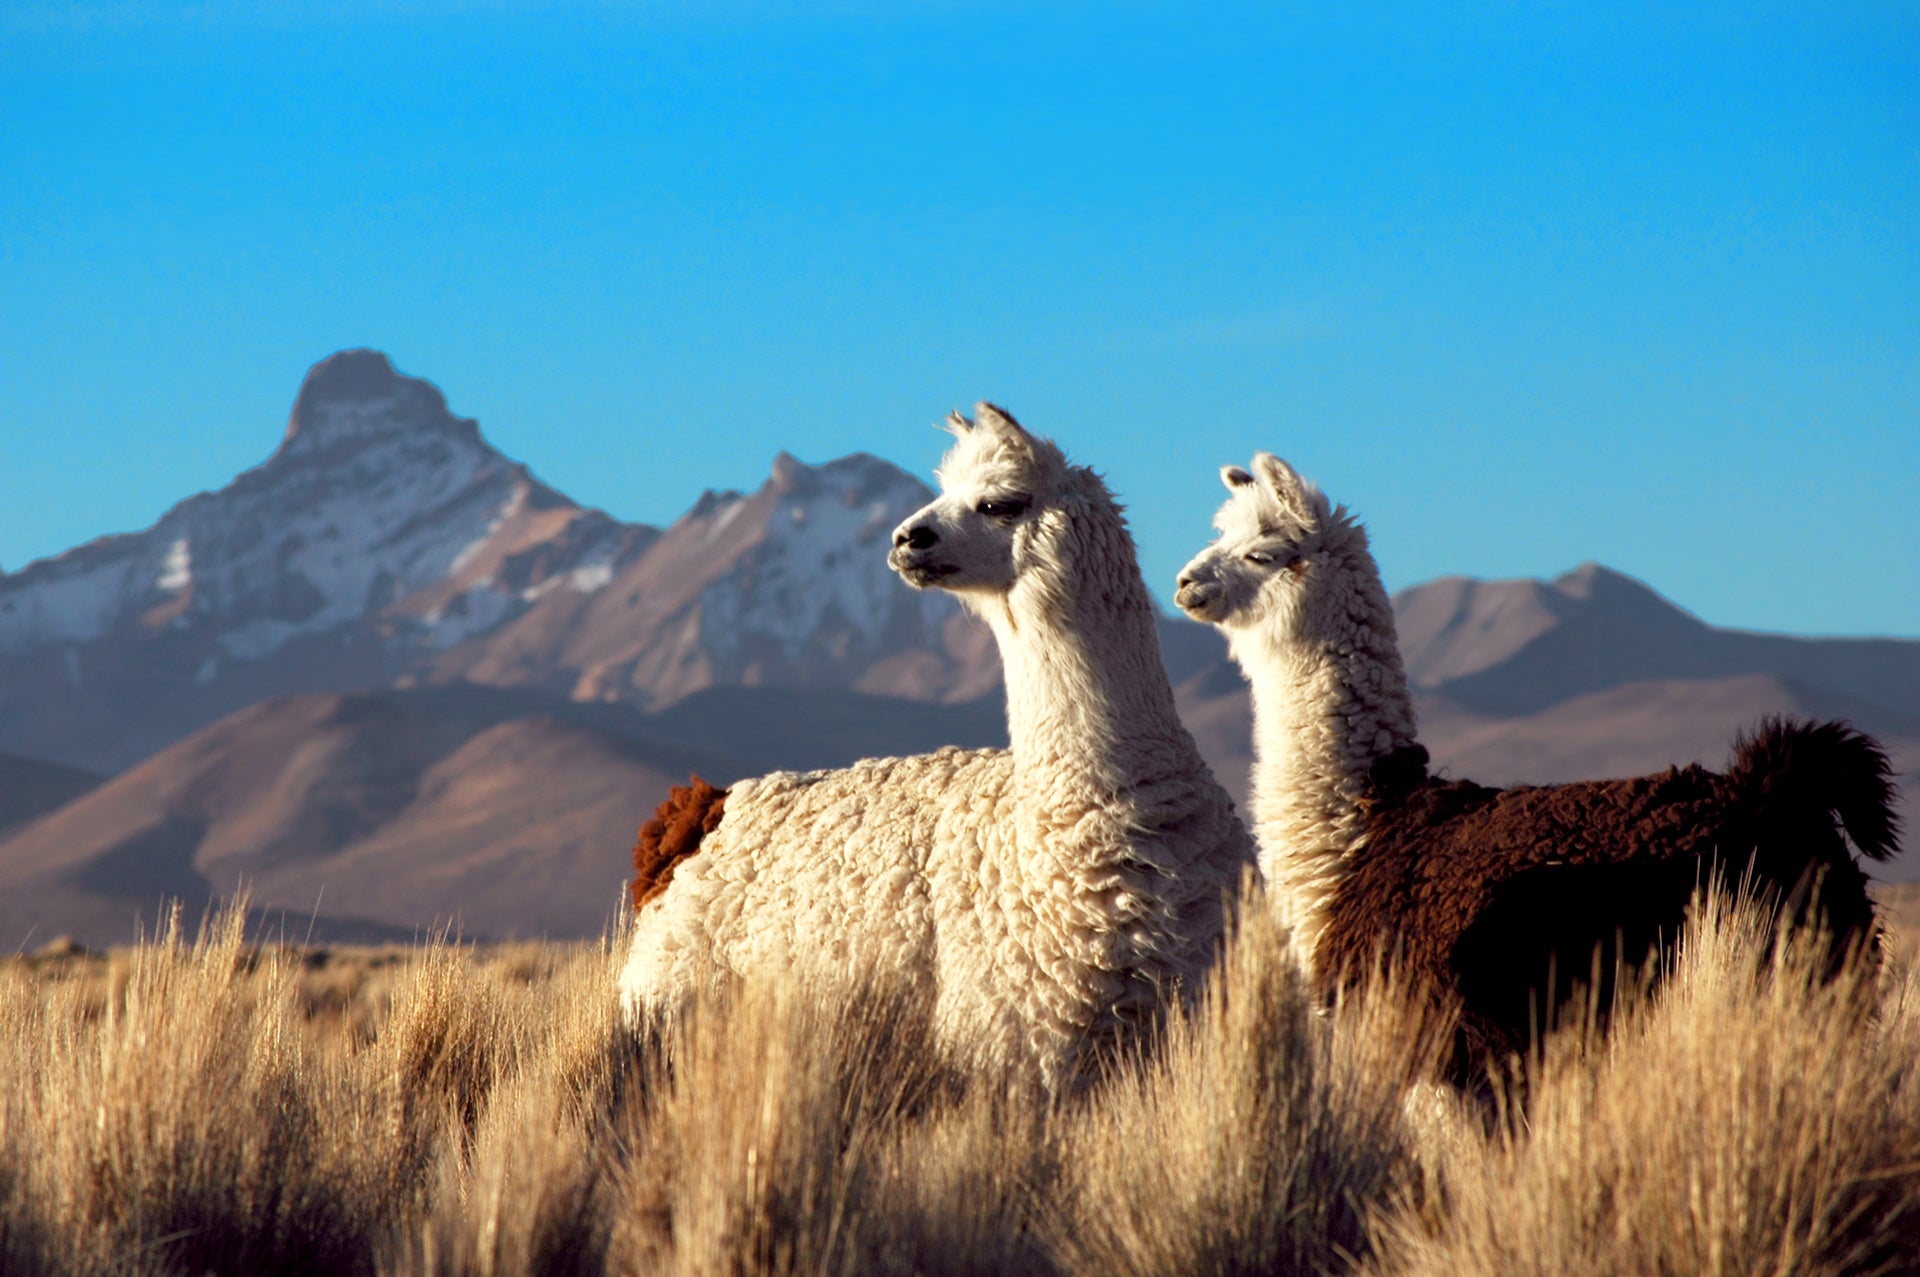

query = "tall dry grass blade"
[860,1088,1055,1277]
[1372,886,1920,1277]
[608,966,1046,1276]
[1047,886,1449,1277]
[391,1071,615,1277]
[384,933,635,1277]
[0,895,397,1276]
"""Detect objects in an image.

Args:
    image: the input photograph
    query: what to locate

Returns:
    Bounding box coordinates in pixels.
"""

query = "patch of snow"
[449,483,528,575]
[566,561,615,593]
[699,469,954,665]
[158,538,192,592]
[520,556,617,602]
[419,584,518,649]
[706,497,747,541]
[448,532,493,576]
[0,553,148,653]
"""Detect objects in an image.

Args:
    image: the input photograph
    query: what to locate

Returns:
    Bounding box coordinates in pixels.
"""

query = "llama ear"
[971,402,1027,439]
[1253,453,1322,525]
[1220,465,1254,491]
[943,409,972,436]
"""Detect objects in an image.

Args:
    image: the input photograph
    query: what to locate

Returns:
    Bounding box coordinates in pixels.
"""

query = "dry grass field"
[3,887,1918,1277]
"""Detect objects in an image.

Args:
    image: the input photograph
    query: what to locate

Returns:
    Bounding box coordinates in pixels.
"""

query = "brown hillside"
[0,675,1015,948]
[0,687,746,948]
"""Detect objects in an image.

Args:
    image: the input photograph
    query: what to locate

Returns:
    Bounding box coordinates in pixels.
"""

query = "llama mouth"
[893,559,961,588]
[889,547,960,587]
[1174,585,1222,620]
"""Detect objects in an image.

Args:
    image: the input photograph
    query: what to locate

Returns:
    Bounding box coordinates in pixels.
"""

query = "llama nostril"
[895,525,938,551]
[1176,572,1196,591]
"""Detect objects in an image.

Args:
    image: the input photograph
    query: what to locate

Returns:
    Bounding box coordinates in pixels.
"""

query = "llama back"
[617,746,1009,1021]
[1323,758,1733,997]
[1324,720,1894,1067]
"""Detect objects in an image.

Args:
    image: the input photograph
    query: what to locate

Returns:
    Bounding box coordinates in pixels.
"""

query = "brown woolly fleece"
[631,777,728,912]
[1323,717,1897,1075]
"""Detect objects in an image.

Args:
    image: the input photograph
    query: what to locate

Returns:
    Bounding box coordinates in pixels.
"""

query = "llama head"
[889,402,1086,598]
[1175,452,1364,640]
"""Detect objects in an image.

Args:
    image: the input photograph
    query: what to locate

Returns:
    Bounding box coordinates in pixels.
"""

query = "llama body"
[1176,453,1898,1070]
[620,407,1253,1089]
[622,747,1007,1035]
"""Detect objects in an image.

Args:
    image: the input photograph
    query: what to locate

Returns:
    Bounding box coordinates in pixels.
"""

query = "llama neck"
[979,511,1205,811]
[966,494,1247,1089]
[1236,570,1417,971]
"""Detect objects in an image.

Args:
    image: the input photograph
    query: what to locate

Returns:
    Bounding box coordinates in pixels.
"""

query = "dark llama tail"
[1729,716,1901,863]
[631,776,728,911]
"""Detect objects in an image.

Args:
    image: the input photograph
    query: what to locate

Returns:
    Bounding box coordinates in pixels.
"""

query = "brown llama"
[1177,452,1900,1080]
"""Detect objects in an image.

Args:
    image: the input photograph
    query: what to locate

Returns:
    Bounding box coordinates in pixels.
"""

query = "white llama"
[1175,453,1895,1073]
[1174,453,1417,972]
[619,406,1254,1090]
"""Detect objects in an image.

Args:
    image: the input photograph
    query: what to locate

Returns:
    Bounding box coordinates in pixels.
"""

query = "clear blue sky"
[2,1,1914,637]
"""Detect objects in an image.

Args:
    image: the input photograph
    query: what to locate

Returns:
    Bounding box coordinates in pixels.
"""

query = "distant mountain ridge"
[1396,562,1920,723]
[0,350,1913,948]
[0,681,1011,945]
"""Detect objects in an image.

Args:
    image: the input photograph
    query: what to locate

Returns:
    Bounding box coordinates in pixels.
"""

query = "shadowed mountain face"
[1,350,1913,946]
[0,753,103,841]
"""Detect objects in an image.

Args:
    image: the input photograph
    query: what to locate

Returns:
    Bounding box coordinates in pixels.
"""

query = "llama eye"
[977,497,1030,520]
[1244,550,1276,566]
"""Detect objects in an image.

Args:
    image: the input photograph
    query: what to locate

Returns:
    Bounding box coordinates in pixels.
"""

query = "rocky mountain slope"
[1395,562,1920,724]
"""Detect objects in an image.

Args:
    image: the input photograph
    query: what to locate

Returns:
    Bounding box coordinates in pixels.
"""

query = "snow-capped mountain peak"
[0,352,995,771]
[698,450,950,672]
[0,351,624,664]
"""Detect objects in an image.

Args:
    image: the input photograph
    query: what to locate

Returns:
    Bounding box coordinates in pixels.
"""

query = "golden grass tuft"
[0,901,394,1276]
[1047,891,1449,1277]
[1369,891,1920,1277]
[2,884,1916,1276]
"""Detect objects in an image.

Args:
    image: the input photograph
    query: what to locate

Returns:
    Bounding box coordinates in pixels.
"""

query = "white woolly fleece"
[620,407,1255,1092]
[619,746,1012,1039]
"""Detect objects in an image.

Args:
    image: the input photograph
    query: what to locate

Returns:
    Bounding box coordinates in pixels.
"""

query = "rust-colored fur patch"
[630,776,728,911]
